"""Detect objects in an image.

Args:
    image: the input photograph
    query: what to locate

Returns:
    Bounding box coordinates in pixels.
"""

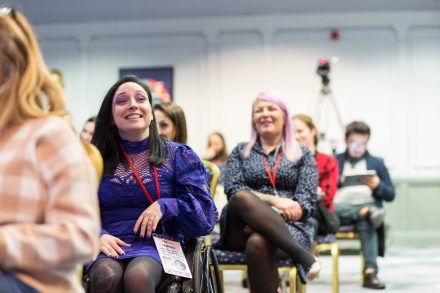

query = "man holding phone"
[334,121,395,290]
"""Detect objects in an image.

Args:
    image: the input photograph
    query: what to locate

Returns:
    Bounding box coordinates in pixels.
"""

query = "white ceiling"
[8,0,440,25]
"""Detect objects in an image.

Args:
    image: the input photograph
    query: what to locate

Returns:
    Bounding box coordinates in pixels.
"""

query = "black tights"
[89,256,163,293]
[224,190,315,293]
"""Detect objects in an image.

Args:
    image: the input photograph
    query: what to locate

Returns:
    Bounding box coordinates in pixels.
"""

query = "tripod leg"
[327,92,345,133]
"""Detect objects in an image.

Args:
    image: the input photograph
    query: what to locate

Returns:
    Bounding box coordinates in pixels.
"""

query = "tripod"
[313,81,345,155]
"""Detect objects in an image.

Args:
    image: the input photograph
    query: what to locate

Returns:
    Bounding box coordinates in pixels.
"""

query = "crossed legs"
[223,190,317,293]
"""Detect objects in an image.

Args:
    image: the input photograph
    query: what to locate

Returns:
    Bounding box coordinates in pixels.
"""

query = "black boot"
[363,272,386,289]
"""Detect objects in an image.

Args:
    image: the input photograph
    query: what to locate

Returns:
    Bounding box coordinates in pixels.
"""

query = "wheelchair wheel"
[208,246,222,293]
[189,241,222,293]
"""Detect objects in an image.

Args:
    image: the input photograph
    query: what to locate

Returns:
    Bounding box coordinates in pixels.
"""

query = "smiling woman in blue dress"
[87,76,218,293]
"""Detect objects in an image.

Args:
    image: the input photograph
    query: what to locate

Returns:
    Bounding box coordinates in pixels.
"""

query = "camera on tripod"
[316,58,330,87]
[313,56,344,154]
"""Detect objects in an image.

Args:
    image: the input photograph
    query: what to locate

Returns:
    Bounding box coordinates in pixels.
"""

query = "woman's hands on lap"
[134,201,163,238]
[269,197,303,222]
[98,202,163,259]
[98,234,131,258]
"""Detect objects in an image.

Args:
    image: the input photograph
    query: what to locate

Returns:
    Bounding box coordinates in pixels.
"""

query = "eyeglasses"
[349,140,366,148]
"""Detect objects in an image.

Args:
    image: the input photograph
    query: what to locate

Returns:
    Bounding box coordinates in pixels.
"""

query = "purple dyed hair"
[242,90,302,162]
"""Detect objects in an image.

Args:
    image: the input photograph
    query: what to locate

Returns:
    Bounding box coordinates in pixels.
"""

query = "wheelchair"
[158,237,222,293]
[83,237,222,293]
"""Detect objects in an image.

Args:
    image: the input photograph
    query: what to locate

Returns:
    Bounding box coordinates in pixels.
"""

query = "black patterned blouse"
[220,140,318,251]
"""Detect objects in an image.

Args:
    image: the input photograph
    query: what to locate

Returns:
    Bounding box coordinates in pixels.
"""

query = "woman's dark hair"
[85,115,97,123]
[153,102,187,144]
[92,75,165,175]
[345,121,371,139]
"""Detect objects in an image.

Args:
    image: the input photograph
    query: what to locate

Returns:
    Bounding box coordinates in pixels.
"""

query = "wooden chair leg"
[289,267,297,293]
[331,242,339,293]
[360,252,365,284]
[219,269,225,291]
[297,272,306,293]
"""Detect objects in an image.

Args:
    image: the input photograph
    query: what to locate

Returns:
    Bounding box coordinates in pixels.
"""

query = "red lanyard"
[261,151,283,192]
[121,145,160,204]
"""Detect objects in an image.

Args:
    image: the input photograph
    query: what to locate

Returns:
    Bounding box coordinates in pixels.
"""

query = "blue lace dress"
[86,138,218,271]
[220,141,318,251]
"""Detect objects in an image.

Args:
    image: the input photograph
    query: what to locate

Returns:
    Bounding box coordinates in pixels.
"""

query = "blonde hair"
[0,10,65,130]
[243,91,302,162]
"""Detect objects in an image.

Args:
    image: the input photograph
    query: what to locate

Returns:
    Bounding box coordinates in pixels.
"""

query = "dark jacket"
[336,150,395,256]
[336,151,395,206]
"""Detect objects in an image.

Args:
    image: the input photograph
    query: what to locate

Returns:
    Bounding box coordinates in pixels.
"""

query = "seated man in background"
[334,121,395,290]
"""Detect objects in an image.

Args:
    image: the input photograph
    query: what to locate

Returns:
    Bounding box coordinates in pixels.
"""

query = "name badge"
[153,234,192,279]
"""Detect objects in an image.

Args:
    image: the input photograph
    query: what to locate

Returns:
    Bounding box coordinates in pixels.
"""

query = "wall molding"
[35,12,440,41]
[35,11,440,178]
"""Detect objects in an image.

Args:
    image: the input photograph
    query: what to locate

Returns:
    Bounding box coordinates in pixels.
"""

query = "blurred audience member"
[153,102,187,144]
[203,132,229,218]
[334,121,395,289]
[0,6,100,292]
[80,115,97,143]
[292,114,340,236]
[204,132,228,167]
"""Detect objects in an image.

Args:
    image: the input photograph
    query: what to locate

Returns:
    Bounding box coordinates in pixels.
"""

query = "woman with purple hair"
[219,91,321,292]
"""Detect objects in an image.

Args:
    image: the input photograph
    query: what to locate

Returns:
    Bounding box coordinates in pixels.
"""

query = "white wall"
[35,12,440,180]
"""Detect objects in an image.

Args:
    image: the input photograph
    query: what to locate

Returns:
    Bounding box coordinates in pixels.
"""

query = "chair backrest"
[336,225,359,239]
[81,141,104,180]
[202,160,221,198]
[78,142,104,284]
